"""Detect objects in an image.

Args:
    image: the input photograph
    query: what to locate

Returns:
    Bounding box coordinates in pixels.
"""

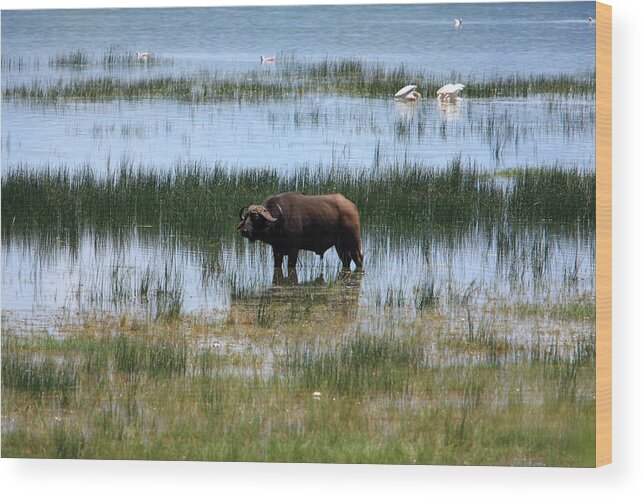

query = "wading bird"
[260,55,276,64]
[136,51,151,61]
[436,83,465,102]
[454,18,462,28]
[394,84,421,102]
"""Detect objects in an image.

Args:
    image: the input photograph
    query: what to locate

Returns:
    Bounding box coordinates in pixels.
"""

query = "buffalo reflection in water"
[228,267,364,328]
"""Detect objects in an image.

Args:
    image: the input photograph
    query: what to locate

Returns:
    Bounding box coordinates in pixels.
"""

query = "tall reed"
[3,58,596,103]
[1,159,595,244]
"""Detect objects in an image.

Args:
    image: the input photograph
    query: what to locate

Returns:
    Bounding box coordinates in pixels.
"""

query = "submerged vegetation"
[2,57,596,103]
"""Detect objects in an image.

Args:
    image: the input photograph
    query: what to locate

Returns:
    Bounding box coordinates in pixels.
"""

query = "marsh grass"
[102,45,170,67]
[3,58,595,103]
[1,347,79,399]
[41,47,171,69]
[415,280,440,310]
[51,422,88,458]
[1,158,595,244]
[49,49,90,68]
[510,167,596,224]
[67,257,187,321]
[1,54,35,71]
[113,334,188,376]
[495,300,596,321]
[1,315,596,465]
[280,333,426,396]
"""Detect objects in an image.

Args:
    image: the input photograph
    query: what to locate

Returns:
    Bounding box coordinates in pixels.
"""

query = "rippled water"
[1,225,595,329]
[2,3,596,78]
[2,96,595,172]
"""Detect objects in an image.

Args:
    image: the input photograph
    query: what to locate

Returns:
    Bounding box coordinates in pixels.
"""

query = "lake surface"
[2,2,596,78]
[2,2,596,173]
[1,2,596,333]
[1,96,595,173]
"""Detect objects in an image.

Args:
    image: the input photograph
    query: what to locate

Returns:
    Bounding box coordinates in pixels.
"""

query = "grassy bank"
[2,57,596,103]
[1,300,595,465]
[1,159,596,243]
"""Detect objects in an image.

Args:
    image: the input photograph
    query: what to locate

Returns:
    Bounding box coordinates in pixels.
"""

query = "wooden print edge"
[596,1,612,467]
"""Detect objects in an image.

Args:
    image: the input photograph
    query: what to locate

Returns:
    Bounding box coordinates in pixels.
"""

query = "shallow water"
[1,224,595,328]
[2,96,595,173]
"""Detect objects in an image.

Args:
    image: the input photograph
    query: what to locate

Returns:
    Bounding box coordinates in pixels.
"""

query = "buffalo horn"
[258,205,278,223]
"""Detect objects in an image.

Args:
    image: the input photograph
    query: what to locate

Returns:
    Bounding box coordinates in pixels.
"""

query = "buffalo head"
[236,204,282,242]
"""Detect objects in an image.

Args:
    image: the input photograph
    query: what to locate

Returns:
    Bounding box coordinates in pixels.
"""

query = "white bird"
[454,18,462,28]
[260,55,276,64]
[394,84,421,102]
[136,51,151,61]
[588,16,596,24]
[436,83,465,102]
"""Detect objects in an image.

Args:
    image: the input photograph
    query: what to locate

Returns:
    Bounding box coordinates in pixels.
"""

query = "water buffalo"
[236,192,364,269]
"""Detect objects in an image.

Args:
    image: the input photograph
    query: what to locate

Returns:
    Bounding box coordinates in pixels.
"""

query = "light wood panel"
[596,1,612,468]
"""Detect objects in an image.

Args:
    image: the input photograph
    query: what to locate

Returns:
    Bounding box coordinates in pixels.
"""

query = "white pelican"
[588,16,596,24]
[136,51,151,61]
[394,84,421,102]
[436,83,465,102]
[454,18,462,28]
[260,55,276,64]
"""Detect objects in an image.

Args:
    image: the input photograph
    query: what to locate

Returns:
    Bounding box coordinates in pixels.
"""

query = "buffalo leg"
[287,249,299,268]
[350,248,364,268]
[340,231,363,268]
[336,246,352,269]
[273,251,284,268]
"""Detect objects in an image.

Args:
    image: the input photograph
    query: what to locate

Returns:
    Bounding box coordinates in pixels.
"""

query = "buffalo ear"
[238,205,250,221]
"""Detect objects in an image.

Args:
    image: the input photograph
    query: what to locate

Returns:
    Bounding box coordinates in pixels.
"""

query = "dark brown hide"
[236,192,364,269]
